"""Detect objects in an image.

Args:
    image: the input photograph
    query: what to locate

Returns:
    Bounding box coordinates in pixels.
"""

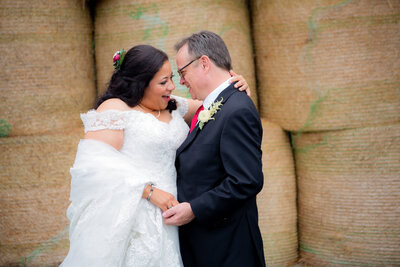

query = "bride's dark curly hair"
[96,45,177,112]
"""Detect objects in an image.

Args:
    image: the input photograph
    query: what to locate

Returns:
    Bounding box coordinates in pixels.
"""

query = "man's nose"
[179,76,185,85]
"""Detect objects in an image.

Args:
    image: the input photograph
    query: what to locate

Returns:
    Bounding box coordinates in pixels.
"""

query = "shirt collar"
[202,78,231,110]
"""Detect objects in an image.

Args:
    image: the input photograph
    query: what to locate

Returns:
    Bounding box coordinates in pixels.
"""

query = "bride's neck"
[137,103,161,118]
[138,104,159,113]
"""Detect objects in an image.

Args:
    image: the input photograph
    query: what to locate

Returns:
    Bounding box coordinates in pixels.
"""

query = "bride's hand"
[143,185,179,212]
[229,70,251,97]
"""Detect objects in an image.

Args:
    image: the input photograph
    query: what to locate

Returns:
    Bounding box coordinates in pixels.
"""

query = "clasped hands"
[142,185,195,226]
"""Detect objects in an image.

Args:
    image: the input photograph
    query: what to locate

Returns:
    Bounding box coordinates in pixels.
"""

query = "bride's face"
[141,61,175,111]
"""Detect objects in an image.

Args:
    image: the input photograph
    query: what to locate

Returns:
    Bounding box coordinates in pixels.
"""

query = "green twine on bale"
[0,119,11,137]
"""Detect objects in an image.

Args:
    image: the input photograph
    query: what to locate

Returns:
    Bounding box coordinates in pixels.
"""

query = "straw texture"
[0,0,96,136]
[251,0,400,132]
[0,132,81,190]
[0,132,82,265]
[257,119,298,266]
[0,188,70,266]
[293,123,400,266]
[94,0,257,104]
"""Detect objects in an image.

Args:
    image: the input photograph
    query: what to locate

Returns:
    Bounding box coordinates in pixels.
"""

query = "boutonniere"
[198,97,223,130]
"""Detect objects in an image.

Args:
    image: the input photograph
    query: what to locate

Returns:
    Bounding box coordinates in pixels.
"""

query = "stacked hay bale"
[0,133,83,265]
[252,0,400,265]
[0,0,95,265]
[257,120,298,266]
[0,1,95,136]
[94,0,258,105]
[293,124,400,265]
[252,0,400,131]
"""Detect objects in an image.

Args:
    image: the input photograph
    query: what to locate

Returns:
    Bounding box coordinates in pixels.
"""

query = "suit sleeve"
[189,106,264,225]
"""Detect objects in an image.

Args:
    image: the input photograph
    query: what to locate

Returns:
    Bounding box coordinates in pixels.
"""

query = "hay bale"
[258,119,298,266]
[0,131,82,189]
[0,132,82,265]
[293,124,400,265]
[94,0,257,104]
[0,188,70,266]
[0,0,96,136]
[251,0,400,132]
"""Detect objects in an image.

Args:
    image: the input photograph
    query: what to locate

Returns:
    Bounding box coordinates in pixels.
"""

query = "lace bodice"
[65,96,189,266]
[81,96,189,190]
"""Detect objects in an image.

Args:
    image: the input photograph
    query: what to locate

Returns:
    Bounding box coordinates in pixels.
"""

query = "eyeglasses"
[177,57,200,79]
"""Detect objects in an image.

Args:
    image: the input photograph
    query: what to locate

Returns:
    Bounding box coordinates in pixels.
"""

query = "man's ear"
[200,55,211,73]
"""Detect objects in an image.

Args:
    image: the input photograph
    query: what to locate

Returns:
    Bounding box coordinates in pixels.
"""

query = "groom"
[163,31,265,267]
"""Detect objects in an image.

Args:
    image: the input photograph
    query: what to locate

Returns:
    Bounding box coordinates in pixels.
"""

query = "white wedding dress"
[60,96,189,267]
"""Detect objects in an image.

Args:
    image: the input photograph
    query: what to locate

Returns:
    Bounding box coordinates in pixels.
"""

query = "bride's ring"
[169,206,173,209]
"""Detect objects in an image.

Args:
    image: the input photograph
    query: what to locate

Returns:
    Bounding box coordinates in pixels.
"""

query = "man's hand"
[162,202,195,226]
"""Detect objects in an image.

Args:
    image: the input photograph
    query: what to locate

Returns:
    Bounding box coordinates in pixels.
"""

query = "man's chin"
[188,91,196,100]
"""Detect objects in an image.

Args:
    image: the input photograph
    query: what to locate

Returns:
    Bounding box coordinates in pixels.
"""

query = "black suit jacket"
[175,83,265,267]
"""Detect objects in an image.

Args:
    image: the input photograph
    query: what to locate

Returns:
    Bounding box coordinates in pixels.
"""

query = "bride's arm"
[142,185,179,212]
[229,70,250,96]
[183,99,202,125]
[84,129,124,151]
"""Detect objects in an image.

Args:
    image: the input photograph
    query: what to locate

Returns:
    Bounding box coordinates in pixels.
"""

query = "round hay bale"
[0,188,70,266]
[257,119,298,266]
[0,130,82,190]
[94,0,257,105]
[293,124,400,266]
[251,0,400,132]
[0,0,96,136]
[0,132,82,265]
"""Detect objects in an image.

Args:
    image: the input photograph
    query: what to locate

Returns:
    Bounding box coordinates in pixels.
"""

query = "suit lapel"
[176,83,237,156]
[176,123,200,155]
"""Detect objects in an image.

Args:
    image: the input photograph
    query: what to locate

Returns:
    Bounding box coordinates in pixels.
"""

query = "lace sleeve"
[81,110,127,133]
[172,95,189,117]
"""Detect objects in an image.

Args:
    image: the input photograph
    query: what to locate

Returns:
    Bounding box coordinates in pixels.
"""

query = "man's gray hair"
[175,31,232,71]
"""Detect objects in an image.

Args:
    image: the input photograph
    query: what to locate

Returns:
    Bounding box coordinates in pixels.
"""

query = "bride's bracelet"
[147,184,154,201]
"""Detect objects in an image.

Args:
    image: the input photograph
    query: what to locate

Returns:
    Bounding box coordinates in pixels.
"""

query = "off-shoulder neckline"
[84,108,175,125]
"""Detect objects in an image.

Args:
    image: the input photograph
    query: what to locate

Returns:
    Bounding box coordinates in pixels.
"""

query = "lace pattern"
[81,110,127,133]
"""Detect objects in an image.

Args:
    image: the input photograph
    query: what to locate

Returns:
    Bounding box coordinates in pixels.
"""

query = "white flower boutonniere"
[198,97,223,130]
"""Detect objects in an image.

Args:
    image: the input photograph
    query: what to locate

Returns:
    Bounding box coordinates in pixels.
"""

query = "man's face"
[176,44,202,100]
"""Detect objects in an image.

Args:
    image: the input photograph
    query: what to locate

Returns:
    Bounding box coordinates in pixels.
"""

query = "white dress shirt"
[202,78,231,110]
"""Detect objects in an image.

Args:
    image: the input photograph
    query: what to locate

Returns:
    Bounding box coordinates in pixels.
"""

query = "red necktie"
[190,105,204,133]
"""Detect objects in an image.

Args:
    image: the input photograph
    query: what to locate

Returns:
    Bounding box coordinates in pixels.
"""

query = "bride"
[60,44,250,266]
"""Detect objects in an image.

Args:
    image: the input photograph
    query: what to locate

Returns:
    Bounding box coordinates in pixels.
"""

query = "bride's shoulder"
[97,98,131,112]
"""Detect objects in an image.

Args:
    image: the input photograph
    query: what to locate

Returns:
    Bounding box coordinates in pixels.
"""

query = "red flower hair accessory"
[113,49,126,70]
